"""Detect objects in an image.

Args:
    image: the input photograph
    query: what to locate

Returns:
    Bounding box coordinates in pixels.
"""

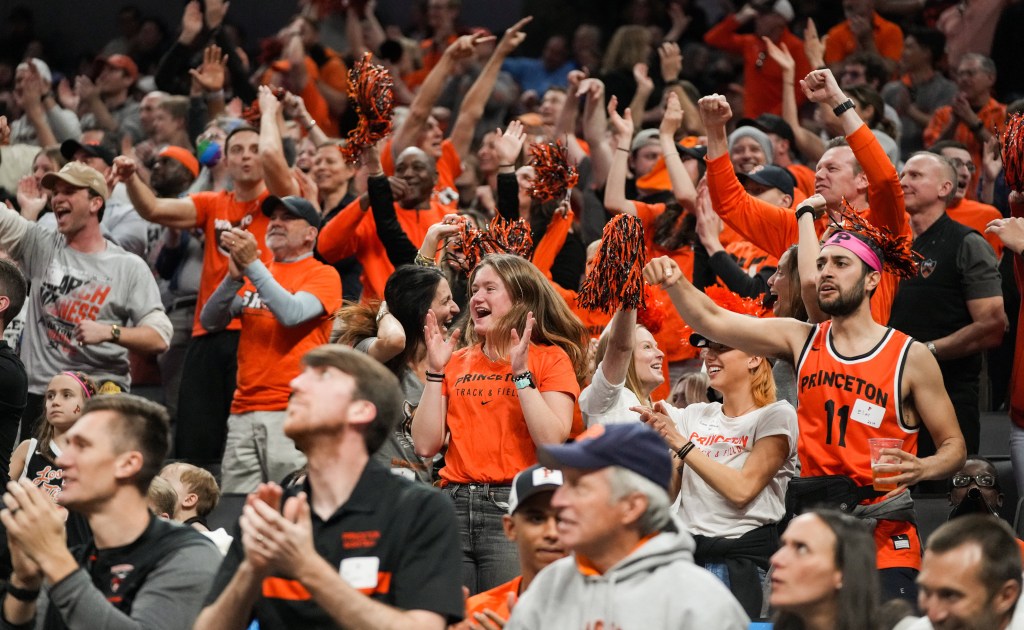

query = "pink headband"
[62,371,92,398]
[822,232,882,272]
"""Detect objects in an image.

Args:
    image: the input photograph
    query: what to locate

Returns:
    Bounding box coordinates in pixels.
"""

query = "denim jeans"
[447,483,519,595]
[702,561,767,590]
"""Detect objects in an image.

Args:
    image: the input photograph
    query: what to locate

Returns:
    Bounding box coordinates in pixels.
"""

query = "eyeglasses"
[952,473,997,488]
[948,157,977,173]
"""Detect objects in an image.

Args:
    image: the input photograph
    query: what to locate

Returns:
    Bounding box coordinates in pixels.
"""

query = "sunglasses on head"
[701,342,734,354]
[952,473,996,488]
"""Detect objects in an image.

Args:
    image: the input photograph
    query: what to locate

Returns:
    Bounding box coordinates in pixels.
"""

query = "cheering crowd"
[1,0,1024,628]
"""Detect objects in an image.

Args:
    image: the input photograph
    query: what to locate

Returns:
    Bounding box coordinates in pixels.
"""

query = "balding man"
[888,151,1005,466]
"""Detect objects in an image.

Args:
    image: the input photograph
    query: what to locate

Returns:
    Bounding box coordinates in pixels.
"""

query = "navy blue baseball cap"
[538,424,672,491]
[261,195,321,226]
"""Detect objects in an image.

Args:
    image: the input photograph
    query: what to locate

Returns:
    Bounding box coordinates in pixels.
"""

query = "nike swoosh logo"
[481,401,492,406]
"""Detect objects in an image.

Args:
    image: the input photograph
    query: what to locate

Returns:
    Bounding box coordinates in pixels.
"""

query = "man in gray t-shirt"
[0,161,171,421]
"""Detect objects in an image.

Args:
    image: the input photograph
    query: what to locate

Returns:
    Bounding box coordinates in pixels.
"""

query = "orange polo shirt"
[824,12,904,64]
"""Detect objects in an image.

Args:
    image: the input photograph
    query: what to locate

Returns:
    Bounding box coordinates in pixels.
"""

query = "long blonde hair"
[595,324,653,406]
[601,25,652,74]
[462,254,589,384]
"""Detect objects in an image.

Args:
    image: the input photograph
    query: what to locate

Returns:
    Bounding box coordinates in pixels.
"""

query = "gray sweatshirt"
[506,517,749,630]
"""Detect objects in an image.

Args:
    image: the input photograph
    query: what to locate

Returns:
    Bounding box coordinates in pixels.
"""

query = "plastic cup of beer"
[869,438,904,491]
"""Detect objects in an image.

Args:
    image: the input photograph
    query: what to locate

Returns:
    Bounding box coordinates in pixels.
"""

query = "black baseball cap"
[538,424,672,491]
[738,165,796,198]
[508,465,564,515]
[60,139,115,167]
[261,195,321,226]
[678,144,708,160]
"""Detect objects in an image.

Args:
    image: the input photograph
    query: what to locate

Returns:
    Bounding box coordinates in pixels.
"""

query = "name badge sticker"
[850,398,885,429]
[340,556,380,589]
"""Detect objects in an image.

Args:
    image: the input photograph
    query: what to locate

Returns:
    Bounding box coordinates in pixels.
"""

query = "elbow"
[725,484,761,510]
[983,317,1007,349]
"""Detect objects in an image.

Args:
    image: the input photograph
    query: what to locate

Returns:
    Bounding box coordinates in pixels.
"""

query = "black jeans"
[174,330,239,465]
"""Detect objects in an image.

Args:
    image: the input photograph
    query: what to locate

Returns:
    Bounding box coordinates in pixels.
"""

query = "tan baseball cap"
[41,162,109,200]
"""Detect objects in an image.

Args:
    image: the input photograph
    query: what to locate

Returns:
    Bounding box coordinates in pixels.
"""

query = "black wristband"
[5,583,40,602]
[832,99,855,117]
[795,205,817,221]
[425,370,445,382]
[675,442,696,461]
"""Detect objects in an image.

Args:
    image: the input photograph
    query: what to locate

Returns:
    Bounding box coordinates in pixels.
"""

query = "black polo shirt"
[205,459,464,629]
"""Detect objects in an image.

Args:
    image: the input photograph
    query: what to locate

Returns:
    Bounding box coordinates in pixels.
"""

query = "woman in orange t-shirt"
[413,254,588,594]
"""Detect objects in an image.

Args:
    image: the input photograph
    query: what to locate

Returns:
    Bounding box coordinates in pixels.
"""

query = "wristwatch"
[110,324,121,343]
[513,370,537,390]
[833,99,856,117]
[795,205,817,221]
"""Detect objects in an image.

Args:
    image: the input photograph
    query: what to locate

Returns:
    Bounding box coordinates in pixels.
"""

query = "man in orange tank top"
[644,222,966,603]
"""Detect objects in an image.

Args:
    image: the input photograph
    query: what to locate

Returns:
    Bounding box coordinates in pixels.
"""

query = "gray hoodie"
[506,517,749,630]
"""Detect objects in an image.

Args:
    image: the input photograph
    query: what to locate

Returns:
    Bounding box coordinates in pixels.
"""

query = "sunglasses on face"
[952,473,996,488]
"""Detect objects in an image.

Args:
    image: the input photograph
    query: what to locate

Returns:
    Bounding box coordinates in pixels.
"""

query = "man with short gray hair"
[506,423,748,629]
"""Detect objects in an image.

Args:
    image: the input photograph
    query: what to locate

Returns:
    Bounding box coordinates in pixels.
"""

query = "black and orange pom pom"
[1002,113,1024,192]
[340,52,395,164]
[577,214,648,313]
[528,141,578,201]
[241,86,287,126]
[834,199,922,279]
[445,216,535,274]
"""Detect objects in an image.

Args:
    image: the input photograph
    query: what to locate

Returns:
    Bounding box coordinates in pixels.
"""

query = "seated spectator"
[147,475,178,519]
[458,464,566,628]
[159,462,220,531]
[0,259,27,484]
[946,456,1008,520]
[770,510,881,630]
[913,515,1022,629]
[507,423,749,628]
[0,394,220,630]
[195,345,464,630]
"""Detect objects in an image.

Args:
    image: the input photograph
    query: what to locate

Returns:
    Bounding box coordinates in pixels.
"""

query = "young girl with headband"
[10,371,97,500]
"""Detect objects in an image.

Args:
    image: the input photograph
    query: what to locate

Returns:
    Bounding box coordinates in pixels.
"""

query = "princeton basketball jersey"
[796,321,917,485]
[796,321,921,569]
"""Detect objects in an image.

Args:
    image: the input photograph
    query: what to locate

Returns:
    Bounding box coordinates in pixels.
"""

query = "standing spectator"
[310,140,362,302]
[923,54,1006,199]
[77,54,143,144]
[0,259,27,485]
[8,60,80,148]
[506,423,749,629]
[930,140,1004,257]
[888,152,1005,469]
[115,125,275,469]
[823,0,904,67]
[196,345,465,630]
[414,254,588,594]
[0,395,221,630]
[0,162,170,422]
[882,27,958,157]
[704,1,811,118]
[200,196,342,493]
[404,0,463,90]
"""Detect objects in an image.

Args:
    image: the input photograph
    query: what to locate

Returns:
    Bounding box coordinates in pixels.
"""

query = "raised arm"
[494,120,527,221]
[598,308,638,386]
[643,256,812,360]
[257,86,301,198]
[659,42,704,136]
[660,91,696,210]
[391,34,489,159]
[578,78,613,187]
[603,97,636,215]
[796,195,829,323]
[763,36,824,162]
[448,17,530,159]
[412,311,459,457]
[113,156,199,229]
